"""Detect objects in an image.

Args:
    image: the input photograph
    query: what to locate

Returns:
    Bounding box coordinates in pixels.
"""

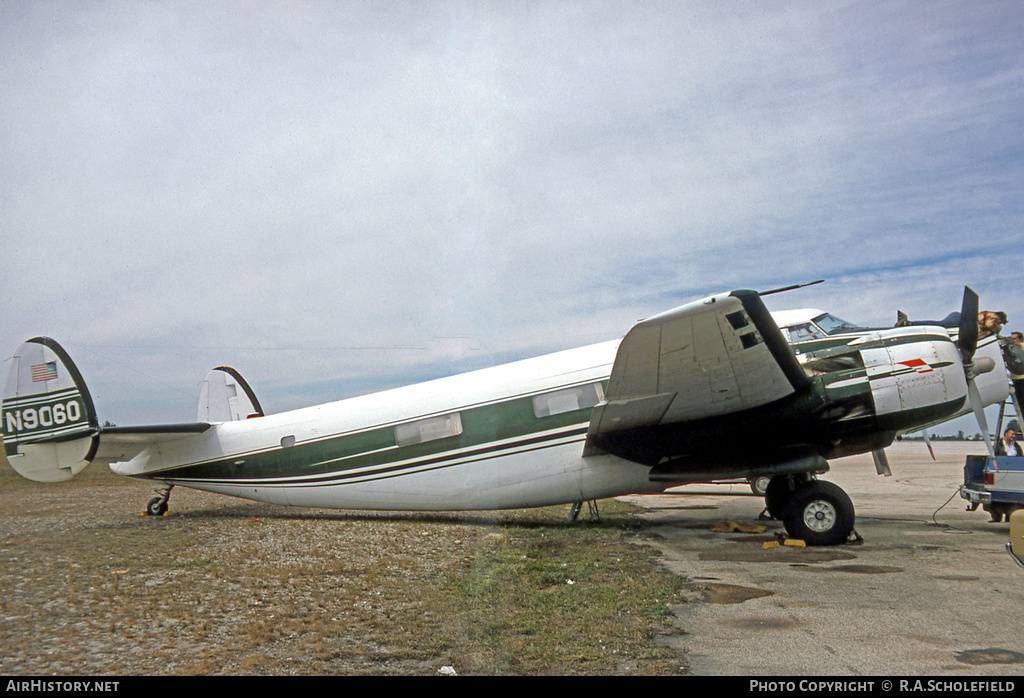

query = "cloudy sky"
[2,1,1022,433]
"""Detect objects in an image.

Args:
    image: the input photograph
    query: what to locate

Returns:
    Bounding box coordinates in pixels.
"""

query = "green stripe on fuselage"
[791,329,953,356]
[158,386,598,483]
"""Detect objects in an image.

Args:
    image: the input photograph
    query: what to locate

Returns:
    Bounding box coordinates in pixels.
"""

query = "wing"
[586,290,809,460]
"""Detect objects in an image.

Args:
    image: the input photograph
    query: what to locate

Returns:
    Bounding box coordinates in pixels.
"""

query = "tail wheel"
[782,480,855,546]
[146,497,168,516]
[145,486,173,516]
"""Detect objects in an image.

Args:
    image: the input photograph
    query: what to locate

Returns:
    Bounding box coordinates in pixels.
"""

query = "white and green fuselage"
[2,289,1014,520]
[114,341,658,510]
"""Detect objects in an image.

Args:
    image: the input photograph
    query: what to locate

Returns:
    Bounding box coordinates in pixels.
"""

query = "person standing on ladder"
[1010,331,1024,411]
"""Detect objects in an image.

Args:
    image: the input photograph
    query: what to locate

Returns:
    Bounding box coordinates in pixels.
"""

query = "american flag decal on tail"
[30,362,58,382]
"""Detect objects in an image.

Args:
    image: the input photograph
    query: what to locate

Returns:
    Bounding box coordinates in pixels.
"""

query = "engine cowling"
[852,326,1009,433]
[858,328,966,420]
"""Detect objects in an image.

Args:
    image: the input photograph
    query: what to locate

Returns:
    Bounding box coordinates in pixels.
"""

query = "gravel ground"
[0,457,687,676]
[1,466,468,674]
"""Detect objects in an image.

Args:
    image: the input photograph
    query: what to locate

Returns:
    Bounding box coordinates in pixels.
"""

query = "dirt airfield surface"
[3,440,1023,676]
[623,440,1024,676]
[0,451,686,676]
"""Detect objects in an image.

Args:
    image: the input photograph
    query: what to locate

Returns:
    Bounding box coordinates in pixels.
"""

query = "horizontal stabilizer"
[92,423,212,465]
[3,337,216,481]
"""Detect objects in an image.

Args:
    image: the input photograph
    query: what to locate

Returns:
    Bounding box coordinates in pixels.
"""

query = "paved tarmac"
[620,441,1024,676]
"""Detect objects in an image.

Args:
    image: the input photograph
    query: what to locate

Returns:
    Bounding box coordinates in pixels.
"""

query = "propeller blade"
[872,448,892,476]
[958,286,979,365]
[922,431,936,461]
[968,378,995,457]
[957,286,998,454]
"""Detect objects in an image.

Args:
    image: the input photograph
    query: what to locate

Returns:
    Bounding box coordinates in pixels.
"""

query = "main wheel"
[782,480,855,546]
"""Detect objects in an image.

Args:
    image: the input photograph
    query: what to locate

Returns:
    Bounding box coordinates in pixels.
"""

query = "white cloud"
[1,1,1021,429]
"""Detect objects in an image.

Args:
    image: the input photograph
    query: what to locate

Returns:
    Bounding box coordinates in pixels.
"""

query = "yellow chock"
[762,541,780,549]
[1009,510,1024,569]
[784,539,806,547]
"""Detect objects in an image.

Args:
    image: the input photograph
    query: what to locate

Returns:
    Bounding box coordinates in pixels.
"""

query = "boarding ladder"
[996,380,1023,437]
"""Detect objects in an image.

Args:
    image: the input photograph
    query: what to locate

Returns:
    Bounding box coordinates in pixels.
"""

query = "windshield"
[786,323,825,342]
[813,313,862,335]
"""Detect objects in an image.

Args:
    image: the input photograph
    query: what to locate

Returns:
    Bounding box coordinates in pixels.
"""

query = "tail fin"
[2,338,99,482]
[197,366,264,422]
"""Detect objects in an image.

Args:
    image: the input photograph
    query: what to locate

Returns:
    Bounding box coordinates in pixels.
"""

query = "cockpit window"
[813,313,861,335]
[786,323,826,342]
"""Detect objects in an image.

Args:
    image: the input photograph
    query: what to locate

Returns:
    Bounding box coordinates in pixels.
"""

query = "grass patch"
[436,508,688,674]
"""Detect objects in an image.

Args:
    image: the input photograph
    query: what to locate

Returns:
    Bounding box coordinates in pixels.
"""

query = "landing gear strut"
[146,485,173,516]
[568,500,600,522]
[764,475,856,546]
[763,473,810,520]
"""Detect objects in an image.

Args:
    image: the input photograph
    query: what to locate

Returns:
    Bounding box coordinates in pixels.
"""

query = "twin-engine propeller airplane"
[2,285,1014,545]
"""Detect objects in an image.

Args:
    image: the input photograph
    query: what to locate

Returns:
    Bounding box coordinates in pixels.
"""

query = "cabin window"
[280,435,296,448]
[532,383,604,418]
[395,413,463,447]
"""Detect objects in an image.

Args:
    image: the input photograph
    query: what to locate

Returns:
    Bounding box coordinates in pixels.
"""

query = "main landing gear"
[145,485,174,516]
[763,475,856,546]
[568,500,600,522]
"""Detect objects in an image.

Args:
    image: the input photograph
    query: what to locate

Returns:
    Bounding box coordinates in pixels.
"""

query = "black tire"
[782,480,855,546]
[764,475,802,520]
[146,496,168,516]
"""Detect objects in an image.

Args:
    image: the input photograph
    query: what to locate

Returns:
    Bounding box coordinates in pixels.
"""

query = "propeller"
[957,287,996,456]
[958,286,979,366]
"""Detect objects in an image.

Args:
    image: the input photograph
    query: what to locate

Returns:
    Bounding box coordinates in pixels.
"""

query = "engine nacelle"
[853,326,1009,432]
[857,328,966,418]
